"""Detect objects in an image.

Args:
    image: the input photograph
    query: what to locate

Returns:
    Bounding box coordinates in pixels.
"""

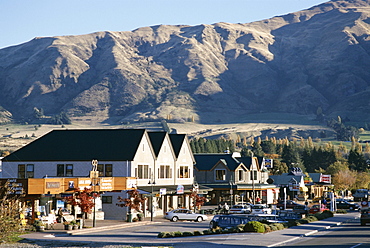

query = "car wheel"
[349,207,353,210]
[279,207,283,210]
[209,221,216,229]
[196,216,203,222]
[171,216,179,222]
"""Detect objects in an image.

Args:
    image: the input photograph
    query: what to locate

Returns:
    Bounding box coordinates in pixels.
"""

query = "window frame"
[178,166,190,178]
[215,169,226,181]
[159,165,171,179]
[136,165,150,179]
[56,164,74,177]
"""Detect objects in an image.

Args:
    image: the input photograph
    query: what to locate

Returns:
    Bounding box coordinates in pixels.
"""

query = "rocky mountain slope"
[1,0,370,124]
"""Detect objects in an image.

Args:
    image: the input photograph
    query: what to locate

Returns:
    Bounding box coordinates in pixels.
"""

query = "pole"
[251,152,255,205]
[93,190,96,227]
[151,183,153,222]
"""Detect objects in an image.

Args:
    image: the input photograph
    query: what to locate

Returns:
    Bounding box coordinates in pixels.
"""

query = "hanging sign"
[176,185,184,194]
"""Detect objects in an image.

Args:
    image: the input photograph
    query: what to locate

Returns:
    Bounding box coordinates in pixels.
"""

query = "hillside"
[1,0,370,125]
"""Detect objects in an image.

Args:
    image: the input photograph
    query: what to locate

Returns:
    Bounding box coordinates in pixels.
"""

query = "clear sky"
[0,0,328,49]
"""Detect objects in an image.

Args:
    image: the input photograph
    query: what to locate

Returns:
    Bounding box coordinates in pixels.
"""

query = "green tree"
[348,149,367,171]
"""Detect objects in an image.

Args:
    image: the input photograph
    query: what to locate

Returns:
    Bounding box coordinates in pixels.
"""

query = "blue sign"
[176,185,184,194]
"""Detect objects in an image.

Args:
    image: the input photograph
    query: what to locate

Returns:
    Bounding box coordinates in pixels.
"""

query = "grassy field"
[0,114,367,153]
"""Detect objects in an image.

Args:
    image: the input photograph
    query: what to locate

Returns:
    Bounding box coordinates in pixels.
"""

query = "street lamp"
[90,159,100,228]
[250,151,255,205]
[229,175,235,206]
[148,174,156,222]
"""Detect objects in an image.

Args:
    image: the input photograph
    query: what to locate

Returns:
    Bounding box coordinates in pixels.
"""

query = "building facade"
[1,129,200,220]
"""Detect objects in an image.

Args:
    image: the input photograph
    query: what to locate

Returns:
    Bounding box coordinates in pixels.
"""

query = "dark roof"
[194,153,241,171]
[269,175,303,186]
[169,134,186,158]
[234,157,252,169]
[3,129,147,162]
[148,132,167,156]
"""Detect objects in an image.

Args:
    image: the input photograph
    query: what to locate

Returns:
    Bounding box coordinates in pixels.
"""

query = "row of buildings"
[0,129,332,221]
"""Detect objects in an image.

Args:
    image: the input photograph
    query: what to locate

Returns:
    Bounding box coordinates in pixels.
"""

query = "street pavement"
[17,211,360,248]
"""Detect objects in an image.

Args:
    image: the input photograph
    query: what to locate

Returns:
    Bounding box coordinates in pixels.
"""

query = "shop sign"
[176,185,184,194]
[46,182,60,188]
[160,188,166,195]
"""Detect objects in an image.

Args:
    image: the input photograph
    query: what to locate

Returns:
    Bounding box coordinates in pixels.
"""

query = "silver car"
[164,209,208,222]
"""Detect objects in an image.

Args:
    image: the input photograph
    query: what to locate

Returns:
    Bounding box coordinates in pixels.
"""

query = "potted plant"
[132,217,138,222]
[70,220,78,230]
[34,220,45,232]
[137,213,144,221]
[63,221,73,230]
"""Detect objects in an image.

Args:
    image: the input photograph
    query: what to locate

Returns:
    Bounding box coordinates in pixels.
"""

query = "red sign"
[320,175,331,184]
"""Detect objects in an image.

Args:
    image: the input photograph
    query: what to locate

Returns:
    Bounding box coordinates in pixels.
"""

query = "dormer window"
[215,169,226,181]
[238,169,244,181]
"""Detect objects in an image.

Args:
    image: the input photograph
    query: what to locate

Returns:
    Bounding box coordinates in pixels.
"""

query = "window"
[135,165,149,179]
[102,196,112,204]
[238,170,244,181]
[57,164,73,177]
[250,170,257,181]
[178,166,189,178]
[215,169,226,181]
[97,164,113,177]
[159,165,171,179]
[18,164,34,178]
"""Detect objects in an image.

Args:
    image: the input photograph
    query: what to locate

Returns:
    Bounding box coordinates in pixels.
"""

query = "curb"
[68,221,161,235]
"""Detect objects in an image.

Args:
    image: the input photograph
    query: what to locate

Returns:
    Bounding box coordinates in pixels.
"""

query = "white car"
[164,209,208,222]
[251,204,272,214]
[229,204,252,214]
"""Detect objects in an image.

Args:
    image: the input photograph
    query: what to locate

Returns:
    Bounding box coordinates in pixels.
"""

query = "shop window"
[102,196,112,204]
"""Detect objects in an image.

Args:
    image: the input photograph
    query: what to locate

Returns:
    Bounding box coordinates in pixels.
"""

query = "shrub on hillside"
[243,221,265,233]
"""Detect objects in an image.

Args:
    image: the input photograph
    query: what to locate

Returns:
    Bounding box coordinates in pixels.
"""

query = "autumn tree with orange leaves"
[190,189,206,210]
[117,189,145,213]
[63,188,97,218]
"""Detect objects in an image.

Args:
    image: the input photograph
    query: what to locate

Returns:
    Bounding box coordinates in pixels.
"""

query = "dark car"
[276,200,301,209]
[292,205,309,214]
[360,209,370,226]
[335,200,360,210]
[209,215,250,229]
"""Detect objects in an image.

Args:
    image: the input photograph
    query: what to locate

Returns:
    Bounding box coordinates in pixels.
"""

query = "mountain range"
[1,0,370,125]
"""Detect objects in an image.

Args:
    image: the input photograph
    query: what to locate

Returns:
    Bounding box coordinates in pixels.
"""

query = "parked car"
[335,199,360,210]
[292,204,309,214]
[247,214,287,223]
[209,214,250,229]
[360,209,370,226]
[164,209,208,222]
[229,204,252,214]
[276,200,301,209]
[278,210,302,221]
[251,204,272,214]
[309,204,329,214]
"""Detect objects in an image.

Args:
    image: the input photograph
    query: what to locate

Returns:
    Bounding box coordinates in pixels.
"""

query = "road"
[17,212,360,248]
[277,219,370,248]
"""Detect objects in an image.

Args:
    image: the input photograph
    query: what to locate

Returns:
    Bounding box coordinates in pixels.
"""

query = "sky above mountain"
[0,0,327,49]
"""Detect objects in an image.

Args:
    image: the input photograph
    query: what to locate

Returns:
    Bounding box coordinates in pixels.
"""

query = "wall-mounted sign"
[160,188,166,195]
[46,182,60,189]
[176,185,184,194]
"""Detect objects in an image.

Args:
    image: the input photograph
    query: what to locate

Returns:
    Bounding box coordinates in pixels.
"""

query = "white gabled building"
[1,129,202,220]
